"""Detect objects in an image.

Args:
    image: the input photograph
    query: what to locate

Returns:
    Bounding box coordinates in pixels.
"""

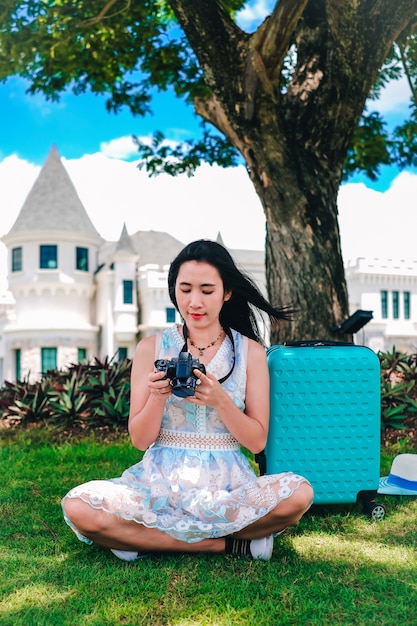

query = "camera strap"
[181,324,235,385]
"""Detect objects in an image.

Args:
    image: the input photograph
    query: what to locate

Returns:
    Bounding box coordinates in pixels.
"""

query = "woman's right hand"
[147,369,172,399]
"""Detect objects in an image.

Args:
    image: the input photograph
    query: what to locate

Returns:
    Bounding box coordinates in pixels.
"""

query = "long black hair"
[167,239,292,344]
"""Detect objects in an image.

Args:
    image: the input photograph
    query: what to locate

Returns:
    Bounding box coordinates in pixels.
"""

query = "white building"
[0,147,416,384]
[345,258,417,354]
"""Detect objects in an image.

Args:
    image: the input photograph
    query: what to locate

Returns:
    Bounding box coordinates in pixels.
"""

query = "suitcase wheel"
[365,501,386,521]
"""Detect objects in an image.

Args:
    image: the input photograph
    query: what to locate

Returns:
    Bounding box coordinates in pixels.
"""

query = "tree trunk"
[237,130,347,343]
[170,0,417,342]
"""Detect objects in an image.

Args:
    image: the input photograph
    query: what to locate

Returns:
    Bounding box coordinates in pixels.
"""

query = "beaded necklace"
[188,329,224,356]
[181,324,235,385]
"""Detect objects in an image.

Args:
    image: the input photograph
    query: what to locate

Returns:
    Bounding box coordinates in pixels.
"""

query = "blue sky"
[0,75,202,165]
[0,0,413,184]
[0,64,413,192]
[0,0,268,165]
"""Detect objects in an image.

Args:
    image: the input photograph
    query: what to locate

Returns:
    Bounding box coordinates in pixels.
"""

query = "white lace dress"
[62,326,309,544]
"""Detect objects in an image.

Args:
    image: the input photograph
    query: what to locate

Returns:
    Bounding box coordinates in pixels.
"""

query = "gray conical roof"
[115,223,136,255]
[8,146,100,236]
[216,231,226,247]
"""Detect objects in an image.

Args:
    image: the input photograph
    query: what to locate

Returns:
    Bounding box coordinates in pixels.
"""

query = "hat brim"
[378,476,417,496]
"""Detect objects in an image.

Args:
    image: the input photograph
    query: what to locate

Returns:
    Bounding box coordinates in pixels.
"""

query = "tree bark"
[169,0,417,342]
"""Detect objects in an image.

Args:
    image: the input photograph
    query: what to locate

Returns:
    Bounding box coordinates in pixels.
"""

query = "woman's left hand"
[186,369,223,407]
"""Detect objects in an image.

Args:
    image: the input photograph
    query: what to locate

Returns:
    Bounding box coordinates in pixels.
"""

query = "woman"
[62,240,313,561]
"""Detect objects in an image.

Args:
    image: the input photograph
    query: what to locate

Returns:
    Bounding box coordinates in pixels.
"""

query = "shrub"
[2,348,417,437]
[378,347,417,430]
[0,357,132,430]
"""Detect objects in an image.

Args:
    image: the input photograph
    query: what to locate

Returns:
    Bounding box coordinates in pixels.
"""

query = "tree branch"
[80,0,131,28]
[169,1,250,127]
[168,0,244,84]
[327,0,417,50]
[254,0,308,81]
[397,40,417,109]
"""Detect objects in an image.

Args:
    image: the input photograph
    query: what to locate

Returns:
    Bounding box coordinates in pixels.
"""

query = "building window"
[392,291,399,319]
[76,247,89,272]
[78,348,87,362]
[12,247,22,272]
[166,307,176,323]
[123,280,133,304]
[118,347,128,361]
[15,349,21,381]
[40,245,58,269]
[41,347,57,373]
[380,290,388,319]
[404,292,411,320]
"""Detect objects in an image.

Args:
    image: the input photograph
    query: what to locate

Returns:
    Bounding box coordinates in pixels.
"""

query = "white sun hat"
[378,453,417,496]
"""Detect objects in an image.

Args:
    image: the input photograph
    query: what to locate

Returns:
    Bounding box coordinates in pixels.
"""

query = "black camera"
[154,352,206,398]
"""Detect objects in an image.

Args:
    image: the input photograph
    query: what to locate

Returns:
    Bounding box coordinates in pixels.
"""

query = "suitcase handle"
[267,340,354,355]
[283,340,354,347]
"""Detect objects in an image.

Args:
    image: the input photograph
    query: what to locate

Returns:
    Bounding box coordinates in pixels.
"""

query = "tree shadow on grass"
[2,536,417,626]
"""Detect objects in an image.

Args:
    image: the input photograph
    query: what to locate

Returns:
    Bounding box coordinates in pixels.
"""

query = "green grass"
[1,429,416,626]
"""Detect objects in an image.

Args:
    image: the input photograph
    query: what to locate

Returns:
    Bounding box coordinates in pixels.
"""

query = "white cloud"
[1,148,417,293]
[100,133,186,161]
[367,75,411,116]
[0,154,40,233]
[100,136,139,159]
[338,171,417,263]
[63,153,266,246]
[236,0,275,30]
[0,151,266,289]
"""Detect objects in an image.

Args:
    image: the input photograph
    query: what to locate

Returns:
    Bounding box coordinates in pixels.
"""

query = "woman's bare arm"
[128,335,171,450]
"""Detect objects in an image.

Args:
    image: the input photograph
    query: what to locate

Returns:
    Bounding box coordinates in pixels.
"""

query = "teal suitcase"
[263,342,385,519]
